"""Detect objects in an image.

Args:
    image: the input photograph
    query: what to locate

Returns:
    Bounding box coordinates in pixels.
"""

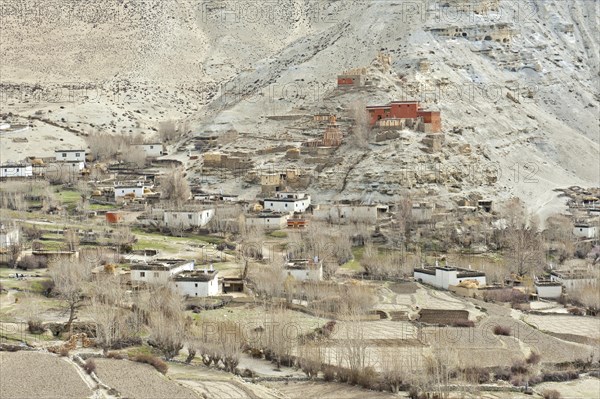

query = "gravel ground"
[0,351,92,399]
[93,358,199,399]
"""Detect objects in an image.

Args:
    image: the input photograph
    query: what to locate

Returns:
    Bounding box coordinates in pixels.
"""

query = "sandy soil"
[93,358,198,399]
[0,351,92,399]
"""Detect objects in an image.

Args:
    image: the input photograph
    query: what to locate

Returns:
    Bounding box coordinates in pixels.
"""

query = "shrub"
[357,367,378,389]
[337,367,350,383]
[27,320,45,334]
[568,307,585,316]
[106,351,124,360]
[526,351,541,365]
[83,359,96,374]
[541,370,579,382]
[132,354,168,374]
[17,255,47,270]
[493,325,511,336]
[463,367,490,383]
[543,389,561,399]
[59,347,69,357]
[322,365,336,382]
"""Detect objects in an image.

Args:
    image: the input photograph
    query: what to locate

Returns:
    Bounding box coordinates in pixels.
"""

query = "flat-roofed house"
[263,192,311,213]
[283,258,323,281]
[0,163,33,178]
[163,209,215,229]
[174,267,220,297]
[245,211,290,230]
[413,263,486,290]
[135,143,165,158]
[130,259,195,286]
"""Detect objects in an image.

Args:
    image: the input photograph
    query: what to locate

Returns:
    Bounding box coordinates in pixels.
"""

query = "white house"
[534,280,563,299]
[283,259,323,281]
[114,185,146,200]
[130,259,195,285]
[163,209,215,229]
[0,163,33,178]
[573,224,598,239]
[0,223,20,251]
[135,143,165,158]
[55,149,85,162]
[264,192,311,213]
[174,268,220,297]
[245,212,290,230]
[413,264,486,290]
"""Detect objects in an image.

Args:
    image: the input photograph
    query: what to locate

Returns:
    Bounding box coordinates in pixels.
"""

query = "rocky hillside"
[1,0,598,217]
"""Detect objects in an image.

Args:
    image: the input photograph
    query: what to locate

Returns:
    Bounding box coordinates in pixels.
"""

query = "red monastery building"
[366,101,441,133]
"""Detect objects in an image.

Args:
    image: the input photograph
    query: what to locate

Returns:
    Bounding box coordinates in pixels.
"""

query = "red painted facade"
[338,77,355,85]
[367,101,441,133]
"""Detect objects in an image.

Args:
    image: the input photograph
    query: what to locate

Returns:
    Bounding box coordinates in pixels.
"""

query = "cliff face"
[1,1,598,215]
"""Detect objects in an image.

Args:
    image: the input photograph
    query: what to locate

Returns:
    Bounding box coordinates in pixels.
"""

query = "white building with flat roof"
[135,143,165,158]
[174,268,220,297]
[55,149,85,162]
[413,264,486,290]
[283,259,323,281]
[130,259,195,285]
[1,163,33,178]
[163,209,215,229]
[245,212,289,230]
[264,192,311,213]
[573,224,597,239]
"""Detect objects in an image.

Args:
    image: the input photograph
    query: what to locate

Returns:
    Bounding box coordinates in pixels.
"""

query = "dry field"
[266,380,397,399]
[168,363,284,399]
[0,351,92,399]
[94,358,198,399]
[523,314,600,340]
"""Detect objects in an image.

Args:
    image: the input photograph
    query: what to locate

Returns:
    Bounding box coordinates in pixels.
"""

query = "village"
[0,52,599,399]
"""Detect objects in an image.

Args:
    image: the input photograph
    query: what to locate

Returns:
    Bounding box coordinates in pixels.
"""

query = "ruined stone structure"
[303,115,343,148]
[367,101,441,133]
[429,23,516,43]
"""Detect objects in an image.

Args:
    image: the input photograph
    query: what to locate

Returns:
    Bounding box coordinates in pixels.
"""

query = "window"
[150,145,154,149]
[270,203,274,206]
[140,272,146,277]
[154,272,159,278]
[75,153,80,157]
[194,283,198,287]
[285,204,288,208]
[62,153,67,157]
[188,214,192,219]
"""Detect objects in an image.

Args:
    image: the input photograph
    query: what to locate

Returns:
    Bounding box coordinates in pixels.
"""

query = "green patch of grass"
[127,345,159,358]
[133,238,176,252]
[341,246,364,271]
[57,190,81,205]
[268,230,288,238]
[89,203,117,211]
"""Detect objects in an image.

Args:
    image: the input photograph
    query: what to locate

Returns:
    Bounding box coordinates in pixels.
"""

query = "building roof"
[55,149,85,152]
[414,266,486,278]
[174,270,218,282]
[130,259,192,271]
[284,259,322,270]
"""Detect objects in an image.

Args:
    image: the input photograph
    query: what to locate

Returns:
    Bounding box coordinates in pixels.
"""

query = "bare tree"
[159,167,191,208]
[8,242,22,269]
[48,258,93,333]
[63,229,80,252]
[89,274,134,354]
[137,282,188,360]
[120,144,147,169]
[158,120,181,142]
